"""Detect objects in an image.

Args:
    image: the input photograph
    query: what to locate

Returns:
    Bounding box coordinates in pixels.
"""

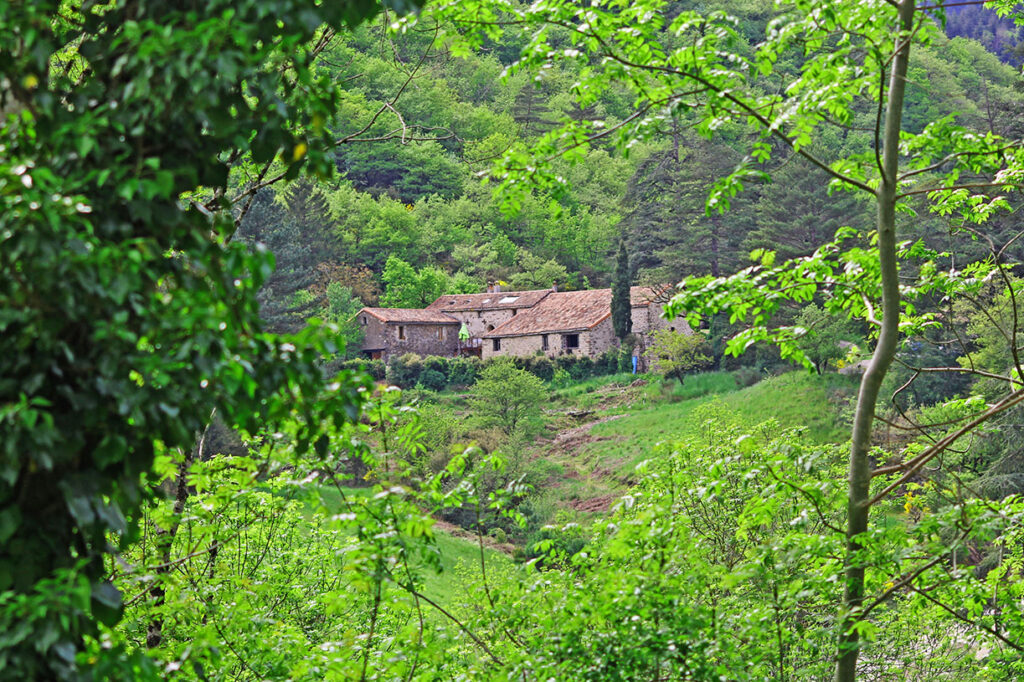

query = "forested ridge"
[4,1,1024,681]
[237,0,1024,336]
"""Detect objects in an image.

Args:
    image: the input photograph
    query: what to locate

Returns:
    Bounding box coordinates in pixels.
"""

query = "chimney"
[494,282,501,293]
[552,281,558,292]
[486,281,493,294]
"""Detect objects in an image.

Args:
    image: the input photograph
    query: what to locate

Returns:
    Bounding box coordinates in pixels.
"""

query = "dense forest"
[4,1,1024,681]
[234,1,1024,345]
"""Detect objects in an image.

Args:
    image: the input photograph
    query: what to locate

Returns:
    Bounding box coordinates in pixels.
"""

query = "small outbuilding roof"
[358,308,460,325]
[426,289,553,312]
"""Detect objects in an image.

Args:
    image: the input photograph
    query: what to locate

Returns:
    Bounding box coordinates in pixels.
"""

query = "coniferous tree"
[612,238,632,340]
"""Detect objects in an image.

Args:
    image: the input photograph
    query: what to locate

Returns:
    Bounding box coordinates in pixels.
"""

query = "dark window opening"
[541,334,549,351]
[564,333,579,349]
[492,338,501,352]
[486,324,495,332]
[398,326,405,340]
[360,316,367,326]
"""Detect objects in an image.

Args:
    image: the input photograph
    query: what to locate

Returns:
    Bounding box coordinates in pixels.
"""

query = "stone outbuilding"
[356,307,460,361]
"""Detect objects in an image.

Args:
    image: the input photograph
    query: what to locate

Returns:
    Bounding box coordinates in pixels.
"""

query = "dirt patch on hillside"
[569,494,617,513]
[432,519,515,555]
[547,414,625,459]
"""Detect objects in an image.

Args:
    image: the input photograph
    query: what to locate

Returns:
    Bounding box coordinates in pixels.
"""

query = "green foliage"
[611,239,632,340]
[325,282,365,357]
[469,361,547,436]
[112,391,517,679]
[419,368,448,392]
[447,357,481,387]
[793,303,857,374]
[645,330,713,382]
[387,353,424,388]
[381,255,452,308]
[1,0,405,674]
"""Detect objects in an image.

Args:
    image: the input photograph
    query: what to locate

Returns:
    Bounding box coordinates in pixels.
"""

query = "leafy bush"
[645,330,713,382]
[732,365,762,388]
[339,358,386,380]
[524,354,555,381]
[387,353,423,387]
[447,357,480,386]
[551,368,572,388]
[422,355,450,382]
[569,356,594,380]
[419,368,447,392]
[469,360,547,435]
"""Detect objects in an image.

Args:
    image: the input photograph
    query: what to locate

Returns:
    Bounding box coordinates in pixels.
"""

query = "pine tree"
[611,238,632,340]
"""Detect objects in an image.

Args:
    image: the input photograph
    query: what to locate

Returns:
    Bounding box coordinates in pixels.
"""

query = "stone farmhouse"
[356,284,690,362]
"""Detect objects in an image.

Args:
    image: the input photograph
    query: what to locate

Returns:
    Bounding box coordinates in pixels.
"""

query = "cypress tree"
[612,238,632,340]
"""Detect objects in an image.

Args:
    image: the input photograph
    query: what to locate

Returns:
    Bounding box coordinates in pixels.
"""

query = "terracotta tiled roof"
[482,289,613,338]
[479,285,677,338]
[359,308,459,324]
[426,289,553,312]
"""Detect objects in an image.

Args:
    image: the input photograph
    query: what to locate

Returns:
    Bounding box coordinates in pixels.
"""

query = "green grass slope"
[535,371,857,513]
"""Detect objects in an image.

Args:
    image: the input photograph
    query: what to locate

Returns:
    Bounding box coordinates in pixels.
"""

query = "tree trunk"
[147,423,210,648]
[833,2,914,680]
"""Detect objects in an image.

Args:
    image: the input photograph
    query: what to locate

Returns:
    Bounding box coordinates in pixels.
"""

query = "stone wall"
[584,317,616,356]
[360,317,459,360]
[360,313,388,351]
[383,323,459,360]
[446,308,518,337]
[482,318,618,361]
[481,333,545,360]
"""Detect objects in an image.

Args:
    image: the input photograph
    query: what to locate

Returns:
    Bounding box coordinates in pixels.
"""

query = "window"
[360,316,367,326]
[398,325,405,340]
[511,309,517,316]
[563,333,579,349]
[498,296,520,304]
[492,338,501,352]
[541,334,549,351]
[437,327,444,340]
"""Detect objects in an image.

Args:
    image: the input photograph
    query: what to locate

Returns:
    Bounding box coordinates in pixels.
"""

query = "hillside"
[518,371,857,517]
[233,4,1024,339]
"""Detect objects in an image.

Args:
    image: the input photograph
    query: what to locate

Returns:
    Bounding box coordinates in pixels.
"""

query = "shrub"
[419,368,447,392]
[469,360,546,435]
[568,355,594,380]
[733,365,762,388]
[524,354,555,381]
[594,349,619,375]
[338,358,386,380]
[551,368,572,388]
[447,357,480,386]
[645,330,713,383]
[422,355,450,381]
[387,353,423,387]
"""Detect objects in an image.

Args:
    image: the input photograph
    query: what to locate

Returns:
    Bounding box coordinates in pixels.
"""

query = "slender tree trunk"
[147,423,209,648]
[834,2,914,680]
